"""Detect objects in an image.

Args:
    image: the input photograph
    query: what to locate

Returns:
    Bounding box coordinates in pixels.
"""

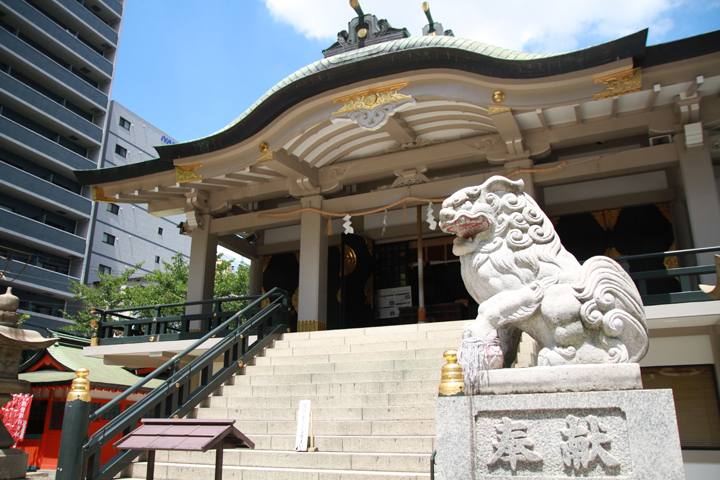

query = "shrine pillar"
[186,214,217,316]
[297,195,328,331]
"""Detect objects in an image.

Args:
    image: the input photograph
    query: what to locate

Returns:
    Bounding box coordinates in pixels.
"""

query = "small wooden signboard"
[114,419,254,480]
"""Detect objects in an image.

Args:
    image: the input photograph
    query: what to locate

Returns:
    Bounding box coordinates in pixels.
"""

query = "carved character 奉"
[439,176,648,391]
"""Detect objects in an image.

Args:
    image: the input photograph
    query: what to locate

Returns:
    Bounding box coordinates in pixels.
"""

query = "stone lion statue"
[439,176,648,391]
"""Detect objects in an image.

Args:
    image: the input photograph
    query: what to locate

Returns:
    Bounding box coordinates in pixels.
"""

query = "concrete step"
[243,357,445,376]
[220,379,440,397]
[206,392,437,409]
[126,462,431,480]
[204,419,434,437]
[151,449,431,474]
[272,328,462,350]
[196,405,436,422]
[264,337,461,357]
[231,368,440,386]
[254,346,454,366]
[248,434,435,453]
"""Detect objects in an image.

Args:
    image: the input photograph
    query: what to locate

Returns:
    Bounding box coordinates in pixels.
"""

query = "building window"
[158,227,163,235]
[107,203,119,215]
[98,264,111,275]
[102,232,115,245]
[115,144,127,157]
[119,117,131,130]
[155,255,160,264]
[0,203,15,213]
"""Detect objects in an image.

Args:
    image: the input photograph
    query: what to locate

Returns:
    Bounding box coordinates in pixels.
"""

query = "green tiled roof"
[207,36,559,140]
[20,331,163,391]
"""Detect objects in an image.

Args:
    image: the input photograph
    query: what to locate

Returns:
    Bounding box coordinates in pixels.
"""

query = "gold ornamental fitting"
[259,142,269,153]
[67,368,91,402]
[357,28,368,38]
[492,90,506,104]
[438,349,465,396]
[422,2,430,12]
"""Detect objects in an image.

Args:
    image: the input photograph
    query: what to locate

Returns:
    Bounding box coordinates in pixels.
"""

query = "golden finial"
[438,349,465,396]
[422,2,430,12]
[67,368,92,402]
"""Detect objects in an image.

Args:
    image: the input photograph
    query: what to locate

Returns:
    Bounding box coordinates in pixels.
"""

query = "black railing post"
[56,368,92,480]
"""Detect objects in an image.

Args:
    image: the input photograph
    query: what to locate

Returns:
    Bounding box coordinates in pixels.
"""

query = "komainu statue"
[439,176,648,392]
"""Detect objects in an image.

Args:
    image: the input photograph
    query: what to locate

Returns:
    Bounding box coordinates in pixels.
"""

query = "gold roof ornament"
[67,368,91,402]
[91,188,114,203]
[594,67,642,99]
[175,164,203,183]
[438,349,465,396]
[332,82,412,115]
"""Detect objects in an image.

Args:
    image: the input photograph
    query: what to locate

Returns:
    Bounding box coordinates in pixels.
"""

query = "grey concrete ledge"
[476,363,642,395]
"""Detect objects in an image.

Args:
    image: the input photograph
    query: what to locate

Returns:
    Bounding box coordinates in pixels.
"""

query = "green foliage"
[63,253,250,335]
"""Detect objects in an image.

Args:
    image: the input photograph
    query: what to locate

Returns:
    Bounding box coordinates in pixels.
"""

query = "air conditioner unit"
[649,135,672,146]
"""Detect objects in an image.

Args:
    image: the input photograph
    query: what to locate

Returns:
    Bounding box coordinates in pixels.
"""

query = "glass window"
[158,227,163,235]
[98,264,111,275]
[119,117,131,130]
[107,203,119,215]
[115,144,127,157]
[102,232,115,245]
[155,255,160,264]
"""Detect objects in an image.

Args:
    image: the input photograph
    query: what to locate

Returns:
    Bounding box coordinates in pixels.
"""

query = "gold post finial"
[438,349,465,396]
[67,368,92,402]
[422,2,430,12]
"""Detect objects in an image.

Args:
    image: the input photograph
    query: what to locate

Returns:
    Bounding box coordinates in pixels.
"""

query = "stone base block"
[0,448,28,479]
[436,373,684,479]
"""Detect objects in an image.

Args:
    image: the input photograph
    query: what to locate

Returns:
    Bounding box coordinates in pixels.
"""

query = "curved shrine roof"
[75,28,720,187]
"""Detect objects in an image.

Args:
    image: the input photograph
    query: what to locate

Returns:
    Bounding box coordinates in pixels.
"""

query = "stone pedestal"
[435,364,685,479]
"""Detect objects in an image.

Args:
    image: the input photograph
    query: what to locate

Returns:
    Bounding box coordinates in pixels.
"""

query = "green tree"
[64,253,250,335]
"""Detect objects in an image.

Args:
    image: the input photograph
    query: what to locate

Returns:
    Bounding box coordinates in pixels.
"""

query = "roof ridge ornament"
[422,2,454,37]
[322,0,410,58]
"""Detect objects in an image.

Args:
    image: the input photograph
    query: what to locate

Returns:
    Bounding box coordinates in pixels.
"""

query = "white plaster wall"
[683,451,720,480]
[639,335,714,367]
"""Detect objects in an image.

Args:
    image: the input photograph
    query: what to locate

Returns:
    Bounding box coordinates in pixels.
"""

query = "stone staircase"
[123,320,467,480]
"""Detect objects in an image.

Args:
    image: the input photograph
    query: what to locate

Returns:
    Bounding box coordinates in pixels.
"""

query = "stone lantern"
[0,288,57,479]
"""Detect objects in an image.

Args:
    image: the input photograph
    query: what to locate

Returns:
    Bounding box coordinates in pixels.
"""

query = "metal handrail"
[102,294,248,315]
[81,288,289,480]
[89,288,284,421]
[613,245,720,262]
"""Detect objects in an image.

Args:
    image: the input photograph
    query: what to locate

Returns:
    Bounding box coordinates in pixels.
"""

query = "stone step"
[220,379,440,397]
[254,346,453,366]
[231,368,440,386]
[248,434,435,453]
[286,320,466,341]
[243,357,445,376]
[126,462,431,480]
[206,391,437,409]
[148,449,431,474]
[195,405,436,422]
[208,419,434,437]
[264,337,461,357]
[272,328,462,350]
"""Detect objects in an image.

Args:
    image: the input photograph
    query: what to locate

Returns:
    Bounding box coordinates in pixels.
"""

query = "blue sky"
[111,0,720,143]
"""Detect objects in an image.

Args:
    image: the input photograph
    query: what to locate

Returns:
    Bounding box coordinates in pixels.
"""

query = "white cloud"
[262,0,685,53]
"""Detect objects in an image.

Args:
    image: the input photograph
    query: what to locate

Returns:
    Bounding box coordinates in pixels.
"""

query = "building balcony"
[83,0,123,25]
[0,207,86,259]
[0,27,108,111]
[1,259,77,300]
[0,115,96,177]
[0,71,102,146]
[0,0,113,82]
[0,161,91,220]
[41,0,119,50]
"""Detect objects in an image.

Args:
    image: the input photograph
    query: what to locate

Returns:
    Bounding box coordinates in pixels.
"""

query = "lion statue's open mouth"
[441,213,490,240]
[439,176,648,393]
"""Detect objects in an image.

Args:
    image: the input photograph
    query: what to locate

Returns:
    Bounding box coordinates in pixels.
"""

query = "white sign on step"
[295,400,311,452]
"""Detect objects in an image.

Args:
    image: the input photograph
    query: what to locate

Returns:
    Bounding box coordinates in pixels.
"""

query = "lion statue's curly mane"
[439,176,648,391]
